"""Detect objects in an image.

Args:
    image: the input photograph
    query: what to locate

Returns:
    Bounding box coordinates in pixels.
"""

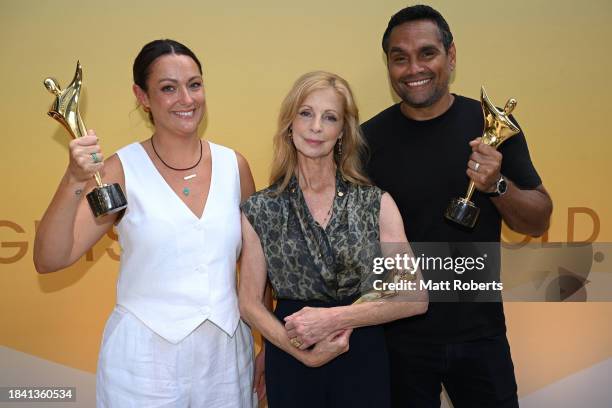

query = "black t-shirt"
[362,94,542,344]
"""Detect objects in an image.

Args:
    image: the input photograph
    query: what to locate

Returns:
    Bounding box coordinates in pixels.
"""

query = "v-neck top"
[241,174,383,302]
[115,141,242,343]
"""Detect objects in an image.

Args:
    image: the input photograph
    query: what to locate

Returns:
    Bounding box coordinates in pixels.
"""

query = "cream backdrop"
[1,0,611,406]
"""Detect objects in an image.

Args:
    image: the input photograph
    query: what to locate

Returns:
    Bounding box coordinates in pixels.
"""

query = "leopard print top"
[241,174,383,302]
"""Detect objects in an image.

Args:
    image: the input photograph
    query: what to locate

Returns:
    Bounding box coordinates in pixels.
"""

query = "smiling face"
[291,87,345,162]
[387,19,456,117]
[134,54,205,137]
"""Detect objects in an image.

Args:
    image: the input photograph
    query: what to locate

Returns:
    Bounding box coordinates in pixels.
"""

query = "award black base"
[445,197,480,228]
[86,183,127,218]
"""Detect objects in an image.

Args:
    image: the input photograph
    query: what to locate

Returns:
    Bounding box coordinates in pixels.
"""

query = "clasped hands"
[284,306,351,367]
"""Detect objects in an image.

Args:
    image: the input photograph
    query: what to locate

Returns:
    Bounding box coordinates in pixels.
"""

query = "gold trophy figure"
[354,246,419,305]
[44,61,127,217]
[352,273,415,304]
[444,86,520,228]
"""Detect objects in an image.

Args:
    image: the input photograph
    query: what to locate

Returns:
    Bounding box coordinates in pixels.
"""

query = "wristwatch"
[486,175,507,197]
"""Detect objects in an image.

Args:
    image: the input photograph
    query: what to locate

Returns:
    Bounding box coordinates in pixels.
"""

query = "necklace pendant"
[184,174,196,180]
[182,187,190,196]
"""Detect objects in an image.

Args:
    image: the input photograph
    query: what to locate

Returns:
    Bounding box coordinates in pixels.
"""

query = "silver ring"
[91,153,101,163]
[474,162,480,172]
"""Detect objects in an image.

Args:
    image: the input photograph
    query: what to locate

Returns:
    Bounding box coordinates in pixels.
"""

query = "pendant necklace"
[182,174,196,196]
[151,137,203,196]
[298,173,336,229]
[319,198,334,228]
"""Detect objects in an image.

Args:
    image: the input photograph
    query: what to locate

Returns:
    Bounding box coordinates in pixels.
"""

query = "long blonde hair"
[270,71,370,193]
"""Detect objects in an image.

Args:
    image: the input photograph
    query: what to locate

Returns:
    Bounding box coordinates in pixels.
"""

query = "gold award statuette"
[44,61,127,217]
[353,266,417,305]
[444,86,520,228]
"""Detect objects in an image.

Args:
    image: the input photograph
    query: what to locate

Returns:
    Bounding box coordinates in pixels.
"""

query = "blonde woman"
[239,71,427,407]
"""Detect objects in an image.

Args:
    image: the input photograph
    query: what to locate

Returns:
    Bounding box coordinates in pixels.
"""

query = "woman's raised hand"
[67,129,104,182]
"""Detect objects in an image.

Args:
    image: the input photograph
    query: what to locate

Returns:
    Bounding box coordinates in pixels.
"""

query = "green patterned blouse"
[241,174,383,302]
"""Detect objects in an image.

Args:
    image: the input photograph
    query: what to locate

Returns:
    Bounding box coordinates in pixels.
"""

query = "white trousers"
[96,306,255,408]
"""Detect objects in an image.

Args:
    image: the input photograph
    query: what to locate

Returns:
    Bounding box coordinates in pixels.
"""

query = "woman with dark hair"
[238,71,428,407]
[34,39,257,407]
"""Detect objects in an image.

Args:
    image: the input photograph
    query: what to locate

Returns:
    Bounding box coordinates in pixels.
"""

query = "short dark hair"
[133,39,202,92]
[382,5,453,55]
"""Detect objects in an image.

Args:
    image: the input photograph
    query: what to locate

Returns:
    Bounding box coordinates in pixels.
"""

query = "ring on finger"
[290,337,302,348]
[91,152,101,163]
[473,162,480,172]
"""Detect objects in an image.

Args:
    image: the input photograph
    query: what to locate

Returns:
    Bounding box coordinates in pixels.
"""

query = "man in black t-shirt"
[362,5,553,408]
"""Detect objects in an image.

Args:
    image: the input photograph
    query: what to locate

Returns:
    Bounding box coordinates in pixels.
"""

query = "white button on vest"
[115,142,242,344]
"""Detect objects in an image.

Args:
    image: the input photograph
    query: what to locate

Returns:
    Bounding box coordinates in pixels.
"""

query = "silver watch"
[487,176,507,197]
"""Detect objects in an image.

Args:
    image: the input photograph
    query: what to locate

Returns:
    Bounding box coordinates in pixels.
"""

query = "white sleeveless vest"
[115,141,242,343]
